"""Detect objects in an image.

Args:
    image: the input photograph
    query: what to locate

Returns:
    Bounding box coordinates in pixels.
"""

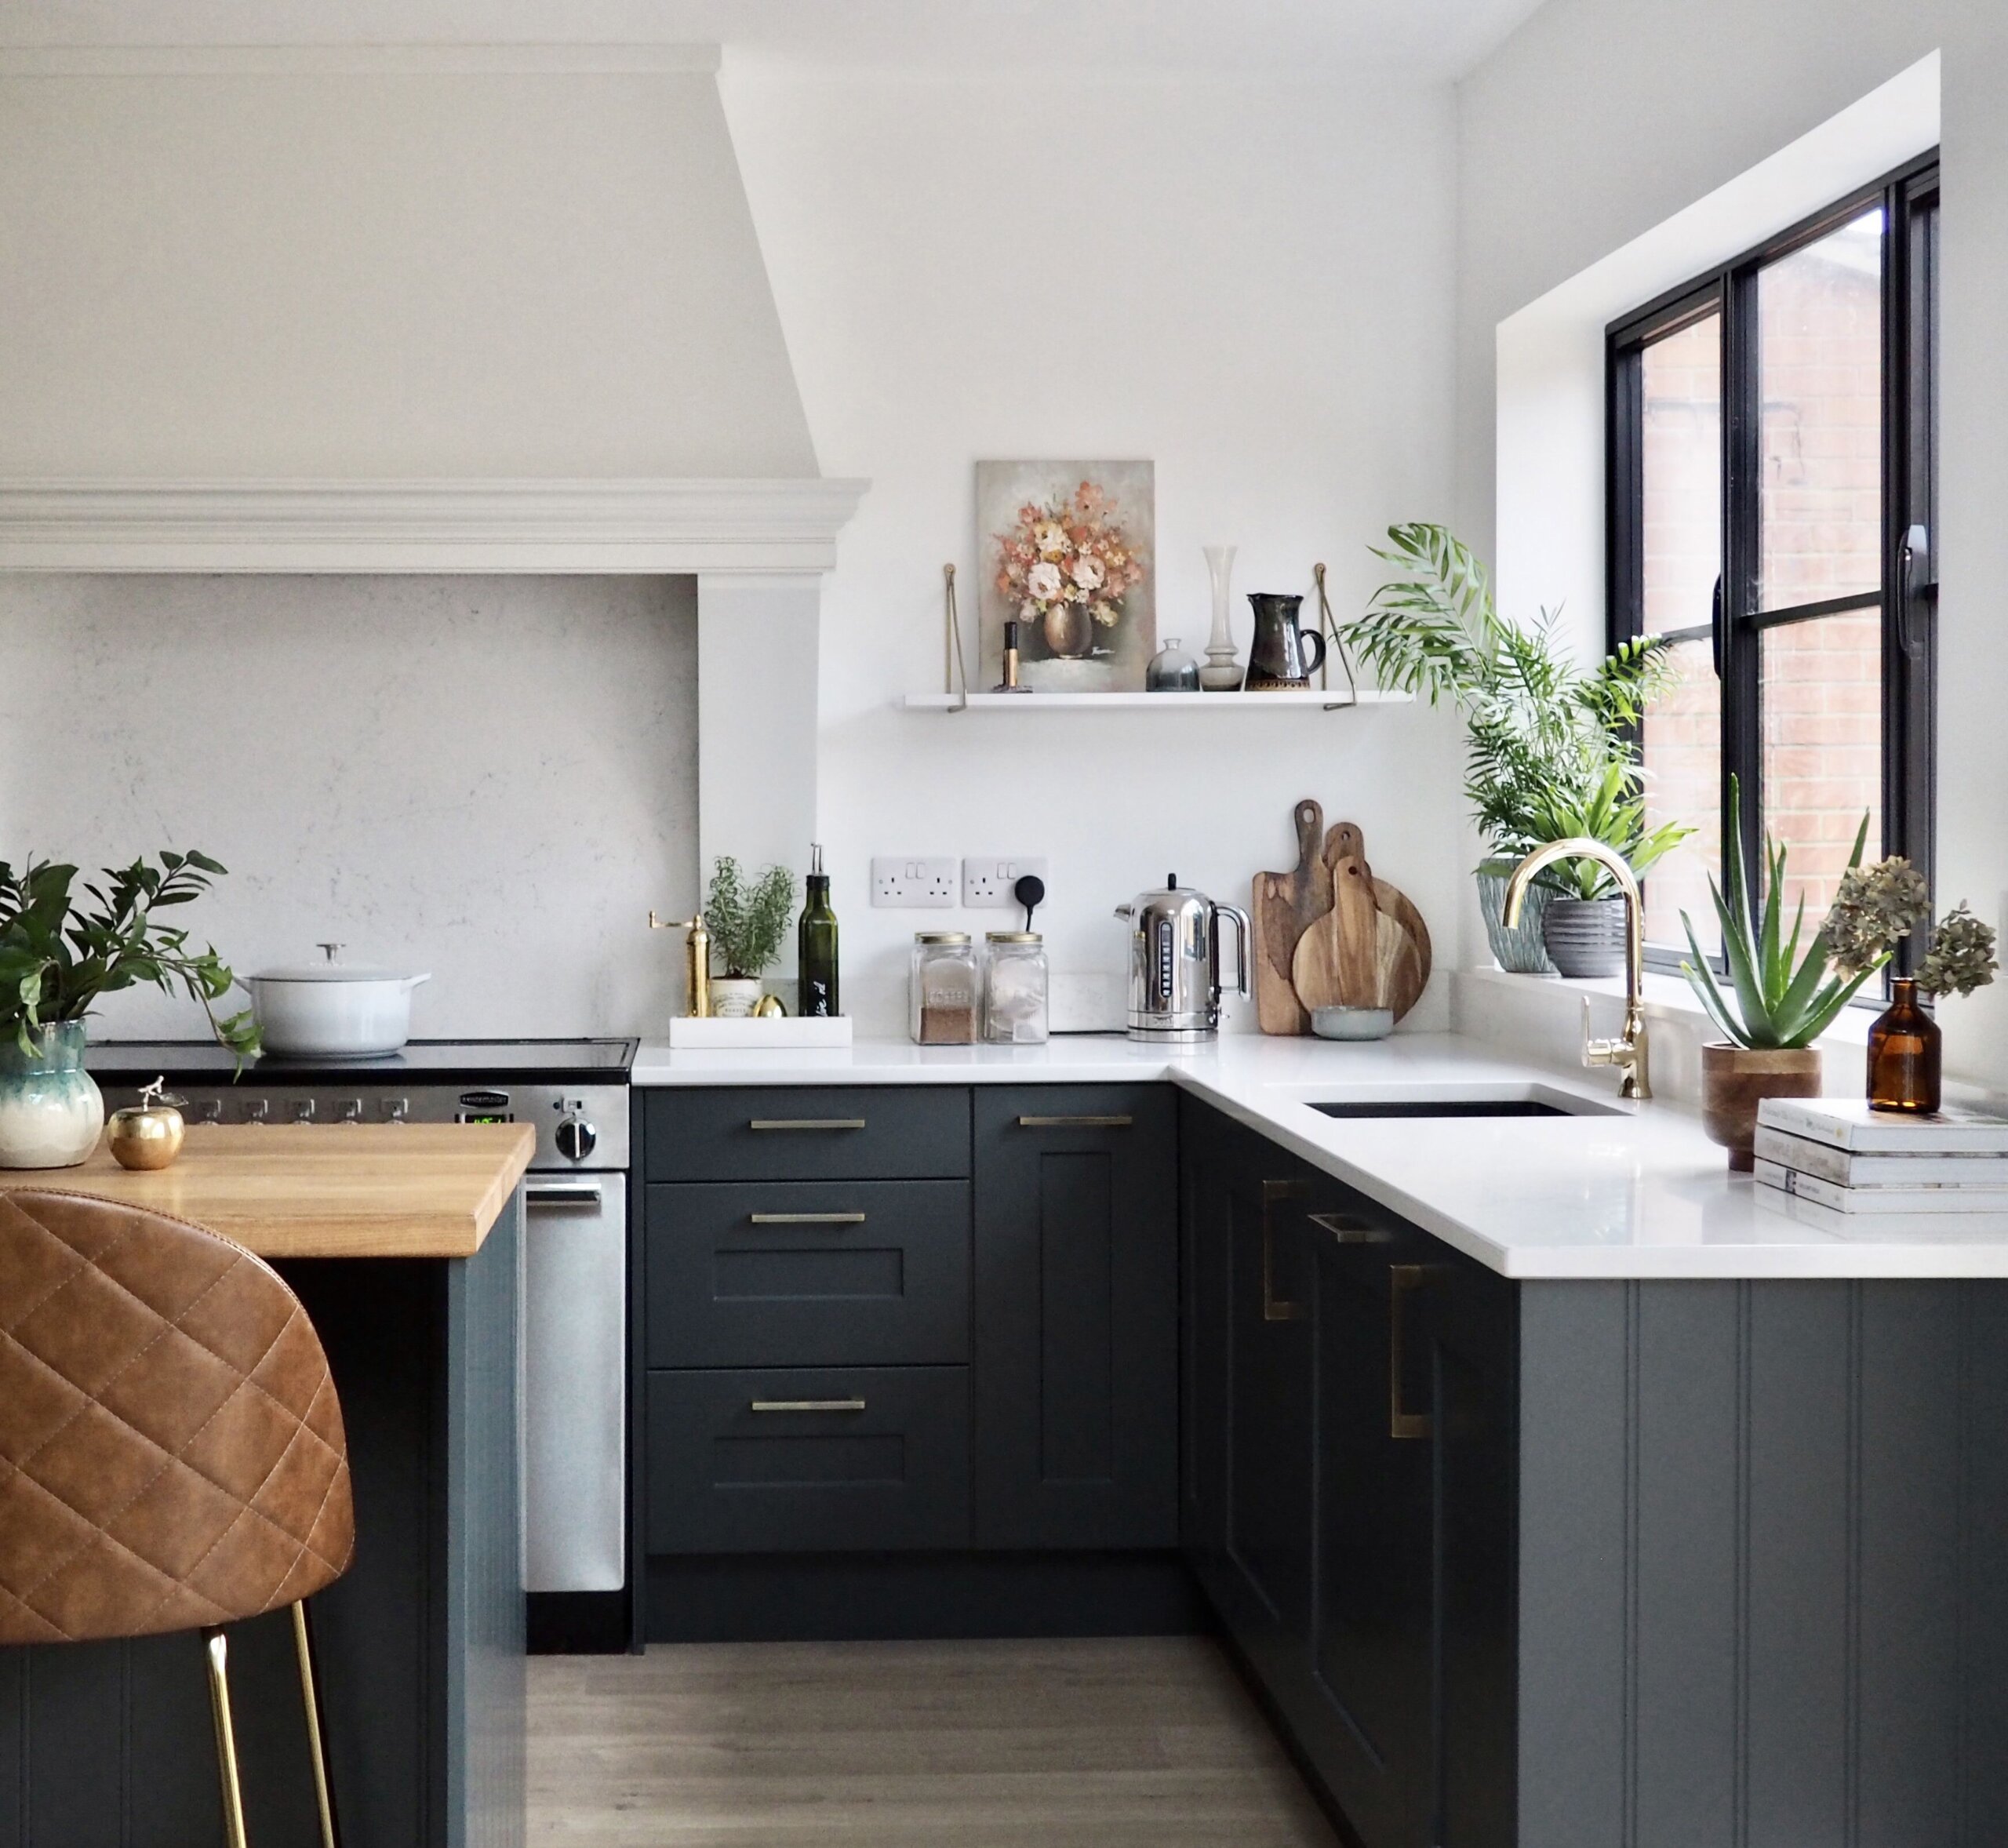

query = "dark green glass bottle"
[798,842,840,1017]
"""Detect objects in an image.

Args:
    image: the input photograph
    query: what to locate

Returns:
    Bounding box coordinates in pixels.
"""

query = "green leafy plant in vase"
[0,851,260,1170]
[1340,523,1692,974]
[704,857,798,1017]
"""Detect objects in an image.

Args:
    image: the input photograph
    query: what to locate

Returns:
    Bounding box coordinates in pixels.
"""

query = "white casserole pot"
[245,944,431,1057]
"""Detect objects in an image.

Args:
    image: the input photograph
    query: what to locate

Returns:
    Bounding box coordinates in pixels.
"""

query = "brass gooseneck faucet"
[1502,838,1651,1100]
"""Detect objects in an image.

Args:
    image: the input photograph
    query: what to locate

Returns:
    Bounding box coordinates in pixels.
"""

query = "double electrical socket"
[871,855,1050,909]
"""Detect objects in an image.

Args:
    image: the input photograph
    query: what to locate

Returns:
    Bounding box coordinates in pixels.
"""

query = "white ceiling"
[0,0,1551,81]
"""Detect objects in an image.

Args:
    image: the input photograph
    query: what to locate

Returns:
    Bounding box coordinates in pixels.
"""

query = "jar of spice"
[982,933,1049,1044]
[910,933,980,1044]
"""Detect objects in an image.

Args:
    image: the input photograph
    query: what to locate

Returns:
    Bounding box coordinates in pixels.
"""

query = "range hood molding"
[0,476,868,575]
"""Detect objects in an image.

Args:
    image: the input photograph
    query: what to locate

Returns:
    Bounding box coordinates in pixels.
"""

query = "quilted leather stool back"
[0,1189,355,1646]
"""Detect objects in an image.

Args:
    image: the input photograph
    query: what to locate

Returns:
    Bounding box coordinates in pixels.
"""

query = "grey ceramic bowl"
[1311,1006,1395,1042]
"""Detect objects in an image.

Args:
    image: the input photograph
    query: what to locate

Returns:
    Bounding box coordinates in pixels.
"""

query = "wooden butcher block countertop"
[0,1122,534,1258]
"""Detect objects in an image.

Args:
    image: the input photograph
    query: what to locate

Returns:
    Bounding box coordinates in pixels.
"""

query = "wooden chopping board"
[1292,855,1384,1014]
[1252,806,1434,1030]
[1328,823,1432,1020]
[1250,798,1332,1035]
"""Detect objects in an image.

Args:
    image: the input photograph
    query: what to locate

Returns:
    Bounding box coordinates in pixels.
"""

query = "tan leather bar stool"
[0,1189,355,1848]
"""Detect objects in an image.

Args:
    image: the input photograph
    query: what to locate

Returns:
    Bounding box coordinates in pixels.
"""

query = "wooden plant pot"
[1701,1042,1823,1171]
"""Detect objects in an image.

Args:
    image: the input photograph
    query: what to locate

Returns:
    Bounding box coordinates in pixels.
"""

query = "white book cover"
[1755,1096,2008,1154]
[1754,1159,2008,1215]
[1752,1126,2008,1188]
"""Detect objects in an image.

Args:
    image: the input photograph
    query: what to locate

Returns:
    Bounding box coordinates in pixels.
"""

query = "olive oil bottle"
[798,842,840,1017]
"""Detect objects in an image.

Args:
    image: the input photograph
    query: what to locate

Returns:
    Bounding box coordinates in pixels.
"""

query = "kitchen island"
[633,1033,2008,1847]
[0,1123,533,1848]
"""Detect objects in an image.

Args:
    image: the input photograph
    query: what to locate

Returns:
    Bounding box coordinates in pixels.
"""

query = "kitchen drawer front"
[644,1087,971,1182]
[646,1180,971,1367]
[646,1366,970,1553]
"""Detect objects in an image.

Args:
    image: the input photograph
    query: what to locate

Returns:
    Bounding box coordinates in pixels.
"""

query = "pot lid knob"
[316,942,344,963]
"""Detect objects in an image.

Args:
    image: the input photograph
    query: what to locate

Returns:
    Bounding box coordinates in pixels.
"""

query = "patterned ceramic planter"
[0,1020,105,1169]
[1542,896,1628,979]
[1475,861,1558,974]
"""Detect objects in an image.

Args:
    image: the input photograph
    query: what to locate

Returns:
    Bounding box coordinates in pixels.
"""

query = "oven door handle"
[524,1181,606,1207]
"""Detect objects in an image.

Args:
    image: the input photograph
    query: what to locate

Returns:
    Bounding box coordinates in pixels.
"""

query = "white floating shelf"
[901,689,1413,712]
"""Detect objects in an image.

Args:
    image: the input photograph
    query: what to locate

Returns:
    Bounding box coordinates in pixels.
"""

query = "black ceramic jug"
[1245,592,1327,689]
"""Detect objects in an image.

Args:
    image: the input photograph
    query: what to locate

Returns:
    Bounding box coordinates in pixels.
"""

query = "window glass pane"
[1642,638,1721,951]
[1640,311,1721,637]
[1758,209,1883,612]
[1760,609,1882,922]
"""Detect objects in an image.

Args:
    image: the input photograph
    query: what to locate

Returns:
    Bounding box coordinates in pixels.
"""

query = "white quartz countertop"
[632,1033,2008,1281]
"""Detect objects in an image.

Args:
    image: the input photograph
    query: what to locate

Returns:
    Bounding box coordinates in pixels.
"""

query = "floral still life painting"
[976,460,1155,691]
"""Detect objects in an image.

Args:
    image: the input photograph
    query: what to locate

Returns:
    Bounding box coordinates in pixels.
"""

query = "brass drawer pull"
[1389,1264,1440,1441]
[1016,1114,1134,1128]
[1309,1210,1392,1245]
[1260,1179,1308,1322]
[748,1118,868,1131]
[747,1211,868,1226]
[748,1399,868,1414]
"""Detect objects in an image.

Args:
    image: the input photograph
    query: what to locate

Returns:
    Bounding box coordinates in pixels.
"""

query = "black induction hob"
[85,1037,637,1088]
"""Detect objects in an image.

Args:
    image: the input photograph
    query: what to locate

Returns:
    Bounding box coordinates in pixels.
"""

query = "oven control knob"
[555,1115,597,1162]
[337,1098,363,1124]
[243,1100,269,1126]
[292,1099,317,1124]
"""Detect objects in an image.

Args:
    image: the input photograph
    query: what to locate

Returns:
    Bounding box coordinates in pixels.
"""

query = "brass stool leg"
[202,1627,251,1848]
[291,1600,342,1848]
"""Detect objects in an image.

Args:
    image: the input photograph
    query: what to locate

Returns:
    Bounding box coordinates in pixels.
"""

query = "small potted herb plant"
[703,857,798,1017]
[0,851,259,1169]
[1340,524,1690,974]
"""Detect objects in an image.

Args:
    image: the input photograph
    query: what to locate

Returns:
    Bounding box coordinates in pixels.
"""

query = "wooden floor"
[528,1636,1339,1846]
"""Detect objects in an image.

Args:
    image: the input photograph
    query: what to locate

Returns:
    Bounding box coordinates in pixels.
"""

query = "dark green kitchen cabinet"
[971,1086,1178,1549]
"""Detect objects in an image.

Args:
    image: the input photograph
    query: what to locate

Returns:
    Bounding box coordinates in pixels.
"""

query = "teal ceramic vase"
[0,1020,105,1169]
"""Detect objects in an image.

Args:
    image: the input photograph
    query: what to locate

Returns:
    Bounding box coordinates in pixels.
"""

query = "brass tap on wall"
[648,910,712,1018]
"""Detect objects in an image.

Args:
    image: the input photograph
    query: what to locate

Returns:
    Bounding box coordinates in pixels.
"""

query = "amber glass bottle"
[1866,977,1941,1114]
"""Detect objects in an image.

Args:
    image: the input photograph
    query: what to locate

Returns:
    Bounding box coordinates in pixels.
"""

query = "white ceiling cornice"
[0,42,721,76]
[0,478,868,574]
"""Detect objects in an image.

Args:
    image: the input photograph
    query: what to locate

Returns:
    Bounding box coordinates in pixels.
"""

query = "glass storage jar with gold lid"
[982,933,1049,1043]
[911,933,980,1044]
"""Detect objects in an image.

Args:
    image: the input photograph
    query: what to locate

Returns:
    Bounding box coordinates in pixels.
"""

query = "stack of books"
[1754,1097,2008,1213]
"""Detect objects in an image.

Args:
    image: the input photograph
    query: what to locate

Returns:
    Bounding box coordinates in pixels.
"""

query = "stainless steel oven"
[96,1046,634,1607]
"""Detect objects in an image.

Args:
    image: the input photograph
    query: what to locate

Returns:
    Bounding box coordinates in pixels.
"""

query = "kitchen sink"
[1308,1092,1621,1120]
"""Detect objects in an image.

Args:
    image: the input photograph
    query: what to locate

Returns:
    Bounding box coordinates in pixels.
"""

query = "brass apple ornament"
[108,1078,185,1171]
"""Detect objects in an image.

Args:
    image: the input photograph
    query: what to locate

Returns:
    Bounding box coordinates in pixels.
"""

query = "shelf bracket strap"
[1314,562,1360,706]
[944,562,969,711]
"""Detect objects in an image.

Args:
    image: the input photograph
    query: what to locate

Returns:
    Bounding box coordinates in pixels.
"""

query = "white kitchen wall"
[0,574,698,1038]
[1455,0,2008,1089]
[0,50,813,477]
[721,70,1466,1035]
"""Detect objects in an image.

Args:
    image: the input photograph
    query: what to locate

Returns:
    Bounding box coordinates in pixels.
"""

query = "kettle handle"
[1211,902,1253,1009]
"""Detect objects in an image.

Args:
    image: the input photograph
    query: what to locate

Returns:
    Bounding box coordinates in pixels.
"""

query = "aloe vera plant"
[1679,779,1882,1050]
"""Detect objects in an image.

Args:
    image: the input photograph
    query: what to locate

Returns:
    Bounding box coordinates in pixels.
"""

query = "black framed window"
[1609,152,1937,970]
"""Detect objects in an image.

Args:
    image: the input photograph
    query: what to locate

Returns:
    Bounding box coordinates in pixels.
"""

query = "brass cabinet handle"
[748,1118,868,1131]
[1260,1179,1308,1322]
[748,1399,868,1414]
[1308,1210,1392,1244]
[1388,1264,1440,1440]
[1016,1114,1134,1128]
[747,1211,868,1226]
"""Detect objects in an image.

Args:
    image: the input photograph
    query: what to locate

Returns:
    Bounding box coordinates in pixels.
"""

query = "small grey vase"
[1542,896,1628,978]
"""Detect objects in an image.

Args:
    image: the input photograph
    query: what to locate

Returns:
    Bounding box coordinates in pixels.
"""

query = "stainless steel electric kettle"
[1114,876,1252,1041]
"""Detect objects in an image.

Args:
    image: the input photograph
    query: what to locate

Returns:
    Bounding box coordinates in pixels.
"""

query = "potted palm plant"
[0,851,259,1169]
[1341,524,1690,973]
[703,857,798,1017]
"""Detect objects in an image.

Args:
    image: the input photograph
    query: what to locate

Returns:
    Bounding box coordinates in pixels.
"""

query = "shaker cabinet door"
[971,1086,1178,1549]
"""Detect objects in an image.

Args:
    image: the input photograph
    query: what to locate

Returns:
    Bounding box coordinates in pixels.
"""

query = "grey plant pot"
[1475,861,1558,974]
[1542,896,1628,978]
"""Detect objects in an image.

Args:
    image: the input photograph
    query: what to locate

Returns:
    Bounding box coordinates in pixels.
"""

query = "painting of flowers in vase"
[977,460,1155,692]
